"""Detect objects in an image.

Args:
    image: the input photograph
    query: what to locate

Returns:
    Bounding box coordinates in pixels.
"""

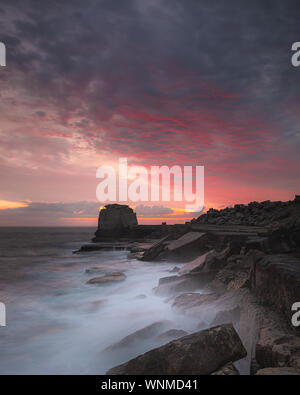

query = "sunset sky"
[0,0,300,226]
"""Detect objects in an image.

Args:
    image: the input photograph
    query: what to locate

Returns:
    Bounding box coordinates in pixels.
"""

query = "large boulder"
[256,326,300,371]
[178,242,242,277]
[178,251,213,275]
[141,236,170,261]
[165,232,208,261]
[251,253,300,328]
[172,292,220,311]
[106,324,247,375]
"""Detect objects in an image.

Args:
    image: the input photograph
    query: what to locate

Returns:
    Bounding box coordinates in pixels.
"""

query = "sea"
[0,227,203,375]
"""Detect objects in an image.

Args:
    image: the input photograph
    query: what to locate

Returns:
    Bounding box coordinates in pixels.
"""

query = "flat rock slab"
[141,236,170,261]
[87,272,126,285]
[167,232,205,252]
[172,292,220,311]
[178,251,213,275]
[106,323,247,375]
[190,224,268,236]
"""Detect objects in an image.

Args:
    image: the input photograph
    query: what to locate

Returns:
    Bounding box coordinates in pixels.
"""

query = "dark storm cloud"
[0,0,300,212]
[0,201,100,225]
[3,0,299,106]
[0,201,100,218]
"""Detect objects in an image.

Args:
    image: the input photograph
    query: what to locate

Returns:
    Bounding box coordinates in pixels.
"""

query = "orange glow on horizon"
[0,200,28,210]
[60,214,194,226]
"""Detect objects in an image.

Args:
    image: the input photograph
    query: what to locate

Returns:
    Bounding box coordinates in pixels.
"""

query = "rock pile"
[194,195,300,228]
[80,197,300,375]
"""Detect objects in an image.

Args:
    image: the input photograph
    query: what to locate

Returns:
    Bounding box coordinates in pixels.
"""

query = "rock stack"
[93,204,137,241]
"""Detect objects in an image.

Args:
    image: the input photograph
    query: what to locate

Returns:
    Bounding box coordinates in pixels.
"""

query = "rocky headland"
[78,197,300,375]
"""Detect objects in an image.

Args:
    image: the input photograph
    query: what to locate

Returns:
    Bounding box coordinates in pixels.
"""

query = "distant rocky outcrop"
[93,204,138,240]
[92,204,181,242]
[194,195,300,228]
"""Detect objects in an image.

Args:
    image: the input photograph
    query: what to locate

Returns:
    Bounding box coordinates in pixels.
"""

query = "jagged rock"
[106,324,247,375]
[256,367,300,375]
[156,329,188,343]
[178,251,213,275]
[212,363,240,375]
[141,236,169,261]
[172,290,244,325]
[165,232,208,261]
[179,242,242,278]
[195,197,300,233]
[172,292,220,311]
[105,321,170,352]
[199,248,231,273]
[256,326,300,370]
[87,272,126,285]
[167,232,204,252]
[251,253,300,327]
[173,286,297,374]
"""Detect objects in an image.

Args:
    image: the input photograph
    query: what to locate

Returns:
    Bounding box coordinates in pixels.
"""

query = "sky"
[0,0,300,226]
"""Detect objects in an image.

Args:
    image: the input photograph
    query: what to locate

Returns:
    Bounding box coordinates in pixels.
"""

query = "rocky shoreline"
[78,197,300,375]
